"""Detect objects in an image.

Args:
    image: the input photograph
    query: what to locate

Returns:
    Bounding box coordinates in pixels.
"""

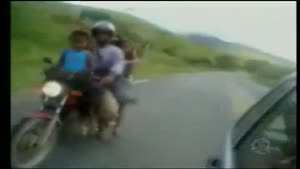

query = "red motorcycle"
[11,57,118,168]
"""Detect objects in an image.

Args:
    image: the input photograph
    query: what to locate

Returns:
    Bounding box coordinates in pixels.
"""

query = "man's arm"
[110,48,125,76]
[125,48,139,64]
[125,59,139,64]
[85,51,95,72]
[100,48,125,86]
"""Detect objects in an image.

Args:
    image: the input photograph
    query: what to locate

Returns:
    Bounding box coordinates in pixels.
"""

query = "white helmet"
[91,20,116,37]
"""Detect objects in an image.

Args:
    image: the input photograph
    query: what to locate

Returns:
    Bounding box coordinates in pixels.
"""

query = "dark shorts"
[110,76,130,105]
[123,65,133,79]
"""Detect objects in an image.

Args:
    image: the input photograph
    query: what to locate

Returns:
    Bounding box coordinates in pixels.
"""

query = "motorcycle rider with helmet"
[91,20,135,136]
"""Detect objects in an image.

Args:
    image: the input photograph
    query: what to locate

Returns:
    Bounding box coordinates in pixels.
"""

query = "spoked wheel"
[11,119,59,168]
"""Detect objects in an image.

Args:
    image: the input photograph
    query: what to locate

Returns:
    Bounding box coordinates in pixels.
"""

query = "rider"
[57,30,93,72]
[114,38,139,80]
[91,20,134,135]
[57,30,101,130]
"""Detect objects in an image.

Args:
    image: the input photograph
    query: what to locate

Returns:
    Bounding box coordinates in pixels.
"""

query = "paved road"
[11,72,269,168]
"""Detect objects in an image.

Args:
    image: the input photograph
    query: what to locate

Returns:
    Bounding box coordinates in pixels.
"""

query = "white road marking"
[132,79,149,85]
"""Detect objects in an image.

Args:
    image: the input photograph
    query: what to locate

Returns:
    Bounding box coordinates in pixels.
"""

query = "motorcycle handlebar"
[44,67,102,82]
[92,76,101,81]
[74,72,102,81]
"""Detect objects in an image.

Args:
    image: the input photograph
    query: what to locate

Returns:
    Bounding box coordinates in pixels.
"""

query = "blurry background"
[10,2,297,167]
[11,1,296,93]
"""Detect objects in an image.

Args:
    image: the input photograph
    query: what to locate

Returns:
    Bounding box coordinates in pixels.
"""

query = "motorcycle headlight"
[42,81,63,97]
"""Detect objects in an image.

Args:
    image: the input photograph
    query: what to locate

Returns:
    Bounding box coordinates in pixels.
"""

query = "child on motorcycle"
[113,38,139,80]
[57,30,101,131]
[57,30,93,72]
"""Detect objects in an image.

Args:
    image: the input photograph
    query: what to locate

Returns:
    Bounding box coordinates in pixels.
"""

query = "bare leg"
[89,104,100,133]
[90,94,104,133]
[113,104,125,136]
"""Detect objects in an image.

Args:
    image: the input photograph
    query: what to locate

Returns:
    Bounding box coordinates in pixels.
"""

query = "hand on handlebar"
[67,73,75,80]
[99,76,113,86]
[90,72,101,81]
[93,76,101,81]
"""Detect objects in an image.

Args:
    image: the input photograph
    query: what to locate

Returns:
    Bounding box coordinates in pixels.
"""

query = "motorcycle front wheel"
[11,118,59,168]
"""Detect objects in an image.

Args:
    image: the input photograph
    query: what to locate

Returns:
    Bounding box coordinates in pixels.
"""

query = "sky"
[66,1,296,62]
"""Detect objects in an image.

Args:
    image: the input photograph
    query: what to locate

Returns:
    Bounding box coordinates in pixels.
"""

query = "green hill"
[11,1,295,93]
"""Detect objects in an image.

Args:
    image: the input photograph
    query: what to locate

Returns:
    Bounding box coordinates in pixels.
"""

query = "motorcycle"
[11,57,119,168]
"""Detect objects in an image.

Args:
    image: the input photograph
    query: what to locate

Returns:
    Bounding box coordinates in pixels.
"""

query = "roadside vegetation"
[11,1,295,93]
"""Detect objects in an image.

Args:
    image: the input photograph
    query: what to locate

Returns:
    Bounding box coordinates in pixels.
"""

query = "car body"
[211,72,297,168]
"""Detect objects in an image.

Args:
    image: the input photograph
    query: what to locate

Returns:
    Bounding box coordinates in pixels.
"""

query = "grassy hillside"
[185,33,295,66]
[11,1,295,93]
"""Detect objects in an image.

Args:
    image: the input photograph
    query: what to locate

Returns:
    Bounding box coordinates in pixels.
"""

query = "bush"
[244,59,294,79]
[215,54,240,70]
[153,35,185,56]
[162,47,178,56]
[183,57,213,67]
[260,64,293,79]
[244,59,269,73]
[244,59,295,87]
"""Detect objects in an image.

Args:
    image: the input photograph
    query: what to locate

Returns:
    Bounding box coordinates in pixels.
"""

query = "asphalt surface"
[11,72,269,168]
